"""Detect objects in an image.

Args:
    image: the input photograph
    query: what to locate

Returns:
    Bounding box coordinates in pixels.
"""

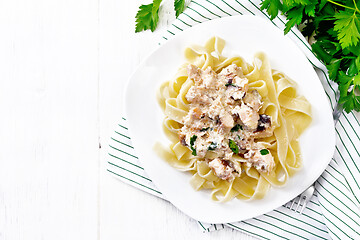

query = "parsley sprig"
[135,0,187,33]
[135,0,162,33]
[261,0,360,113]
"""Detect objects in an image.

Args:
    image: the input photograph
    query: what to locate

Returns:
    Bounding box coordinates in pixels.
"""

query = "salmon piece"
[233,104,259,130]
[245,149,275,173]
[192,107,203,119]
[208,158,235,181]
[233,76,249,92]
[244,90,262,111]
[187,64,202,83]
[220,111,234,129]
[186,86,211,104]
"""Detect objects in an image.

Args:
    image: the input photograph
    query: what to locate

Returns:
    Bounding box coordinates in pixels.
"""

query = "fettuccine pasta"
[156,37,312,202]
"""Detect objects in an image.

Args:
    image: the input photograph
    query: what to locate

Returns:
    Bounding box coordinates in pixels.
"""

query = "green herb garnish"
[229,139,239,154]
[190,135,197,156]
[231,124,243,132]
[135,0,187,33]
[135,0,162,33]
[174,0,186,18]
[200,127,209,132]
[260,0,360,113]
[260,149,270,155]
[208,142,217,151]
[225,83,237,87]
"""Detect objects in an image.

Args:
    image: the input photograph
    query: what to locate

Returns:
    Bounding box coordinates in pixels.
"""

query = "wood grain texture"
[0,0,99,239]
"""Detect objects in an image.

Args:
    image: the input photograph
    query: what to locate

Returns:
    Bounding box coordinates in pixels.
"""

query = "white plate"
[124,15,336,224]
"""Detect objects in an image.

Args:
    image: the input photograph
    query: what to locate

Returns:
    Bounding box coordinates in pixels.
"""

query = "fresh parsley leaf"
[327,58,342,80]
[334,11,360,49]
[348,57,359,76]
[354,74,360,86]
[174,0,186,18]
[208,142,217,151]
[283,0,309,9]
[305,3,316,17]
[231,124,243,132]
[338,71,353,96]
[229,139,239,154]
[284,6,304,34]
[322,40,341,56]
[190,135,197,156]
[135,0,162,33]
[260,149,269,155]
[355,55,360,70]
[348,45,360,56]
[340,93,360,113]
[135,4,153,33]
[337,71,360,113]
[318,0,327,11]
[311,41,333,64]
[260,0,283,20]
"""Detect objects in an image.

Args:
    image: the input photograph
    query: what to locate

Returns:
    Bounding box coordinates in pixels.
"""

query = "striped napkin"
[107,0,360,239]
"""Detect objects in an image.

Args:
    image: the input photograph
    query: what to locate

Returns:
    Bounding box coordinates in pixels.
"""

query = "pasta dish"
[156,37,312,201]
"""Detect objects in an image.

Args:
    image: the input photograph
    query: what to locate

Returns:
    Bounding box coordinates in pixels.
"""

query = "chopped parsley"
[229,139,239,154]
[208,142,217,151]
[260,149,269,155]
[200,127,209,132]
[225,83,237,87]
[231,124,243,132]
[190,135,197,156]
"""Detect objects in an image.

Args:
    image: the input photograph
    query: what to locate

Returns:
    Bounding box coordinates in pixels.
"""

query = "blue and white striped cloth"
[107,1,360,239]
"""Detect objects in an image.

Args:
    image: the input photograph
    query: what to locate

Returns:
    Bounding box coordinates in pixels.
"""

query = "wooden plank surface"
[0,0,99,239]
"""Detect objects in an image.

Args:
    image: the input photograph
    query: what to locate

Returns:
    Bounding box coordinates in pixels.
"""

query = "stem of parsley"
[352,0,360,13]
[327,0,352,10]
[327,0,360,13]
